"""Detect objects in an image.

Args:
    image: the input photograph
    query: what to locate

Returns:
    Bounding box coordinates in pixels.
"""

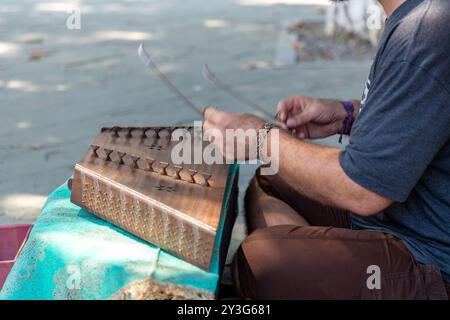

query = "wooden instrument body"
[70,127,236,271]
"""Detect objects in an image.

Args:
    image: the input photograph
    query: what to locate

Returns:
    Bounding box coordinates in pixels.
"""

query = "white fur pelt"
[325,0,386,47]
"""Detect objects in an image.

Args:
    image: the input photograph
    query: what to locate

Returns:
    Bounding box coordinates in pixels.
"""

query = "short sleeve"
[340,61,450,202]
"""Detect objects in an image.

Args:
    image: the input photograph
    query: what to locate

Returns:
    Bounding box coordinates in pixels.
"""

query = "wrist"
[336,100,349,120]
[338,100,355,143]
[351,100,361,118]
[335,99,360,119]
[257,123,275,163]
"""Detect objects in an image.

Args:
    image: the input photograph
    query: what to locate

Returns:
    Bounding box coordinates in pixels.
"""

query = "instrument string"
[138,43,203,116]
[202,64,274,121]
[138,43,275,122]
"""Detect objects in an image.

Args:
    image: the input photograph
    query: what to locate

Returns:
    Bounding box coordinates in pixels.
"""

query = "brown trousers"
[232,168,449,300]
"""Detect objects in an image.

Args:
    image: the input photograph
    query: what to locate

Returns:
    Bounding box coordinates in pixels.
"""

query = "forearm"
[269,130,391,215]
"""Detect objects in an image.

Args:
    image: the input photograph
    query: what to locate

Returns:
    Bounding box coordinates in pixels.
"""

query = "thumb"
[203,106,229,124]
[285,108,315,128]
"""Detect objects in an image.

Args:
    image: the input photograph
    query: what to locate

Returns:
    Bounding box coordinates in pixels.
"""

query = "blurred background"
[0,0,384,252]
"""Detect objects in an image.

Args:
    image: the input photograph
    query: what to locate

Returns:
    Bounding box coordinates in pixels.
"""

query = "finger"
[203,107,231,124]
[307,123,341,139]
[203,120,225,142]
[203,119,215,133]
[286,108,315,128]
[296,126,309,139]
[276,98,295,122]
[276,120,289,130]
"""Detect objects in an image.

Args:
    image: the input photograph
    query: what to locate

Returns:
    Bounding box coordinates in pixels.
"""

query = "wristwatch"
[257,123,276,162]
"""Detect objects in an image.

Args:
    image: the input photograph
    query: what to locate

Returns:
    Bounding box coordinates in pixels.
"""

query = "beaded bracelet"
[338,100,355,143]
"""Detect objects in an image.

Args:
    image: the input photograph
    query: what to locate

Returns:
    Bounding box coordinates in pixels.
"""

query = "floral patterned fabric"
[0,165,237,299]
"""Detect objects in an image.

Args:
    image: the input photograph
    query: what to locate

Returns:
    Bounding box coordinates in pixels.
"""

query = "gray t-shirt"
[339,0,450,282]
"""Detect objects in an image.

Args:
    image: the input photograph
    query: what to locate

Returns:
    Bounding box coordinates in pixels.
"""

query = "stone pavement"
[0,0,373,257]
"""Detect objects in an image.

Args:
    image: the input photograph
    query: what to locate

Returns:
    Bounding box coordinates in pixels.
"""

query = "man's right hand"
[276,96,358,139]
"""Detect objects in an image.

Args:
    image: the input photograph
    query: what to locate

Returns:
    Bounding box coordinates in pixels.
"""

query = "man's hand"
[203,107,264,161]
[277,96,355,139]
[202,107,391,216]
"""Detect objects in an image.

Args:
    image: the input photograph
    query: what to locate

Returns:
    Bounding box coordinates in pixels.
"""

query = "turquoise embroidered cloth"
[0,164,238,300]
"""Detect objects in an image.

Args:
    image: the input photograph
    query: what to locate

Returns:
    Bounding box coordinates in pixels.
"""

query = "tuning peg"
[201,172,212,187]
[103,148,113,161]
[158,161,169,175]
[130,155,140,168]
[129,127,144,138]
[125,127,134,138]
[136,157,153,171]
[138,128,146,138]
[111,127,121,137]
[146,157,155,172]
[154,127,162,139]
[90,144,100,157]
[172,165,183,180]
[187,169,197,183]
[158,128,171,139]
[144,128,157,138]
[113,151,125,164]
[121,153,139,168]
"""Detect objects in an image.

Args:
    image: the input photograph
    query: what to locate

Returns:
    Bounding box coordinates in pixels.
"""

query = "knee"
[244,168,277,208]
[232,226,300,299]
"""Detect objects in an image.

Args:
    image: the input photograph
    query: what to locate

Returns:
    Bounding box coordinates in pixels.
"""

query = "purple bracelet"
[339,100,355,143]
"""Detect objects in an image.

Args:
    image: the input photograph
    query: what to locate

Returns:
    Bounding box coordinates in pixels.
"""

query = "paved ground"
[0,0,373,256]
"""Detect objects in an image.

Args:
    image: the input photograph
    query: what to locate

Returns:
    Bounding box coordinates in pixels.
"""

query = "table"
[0,165,238,300]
